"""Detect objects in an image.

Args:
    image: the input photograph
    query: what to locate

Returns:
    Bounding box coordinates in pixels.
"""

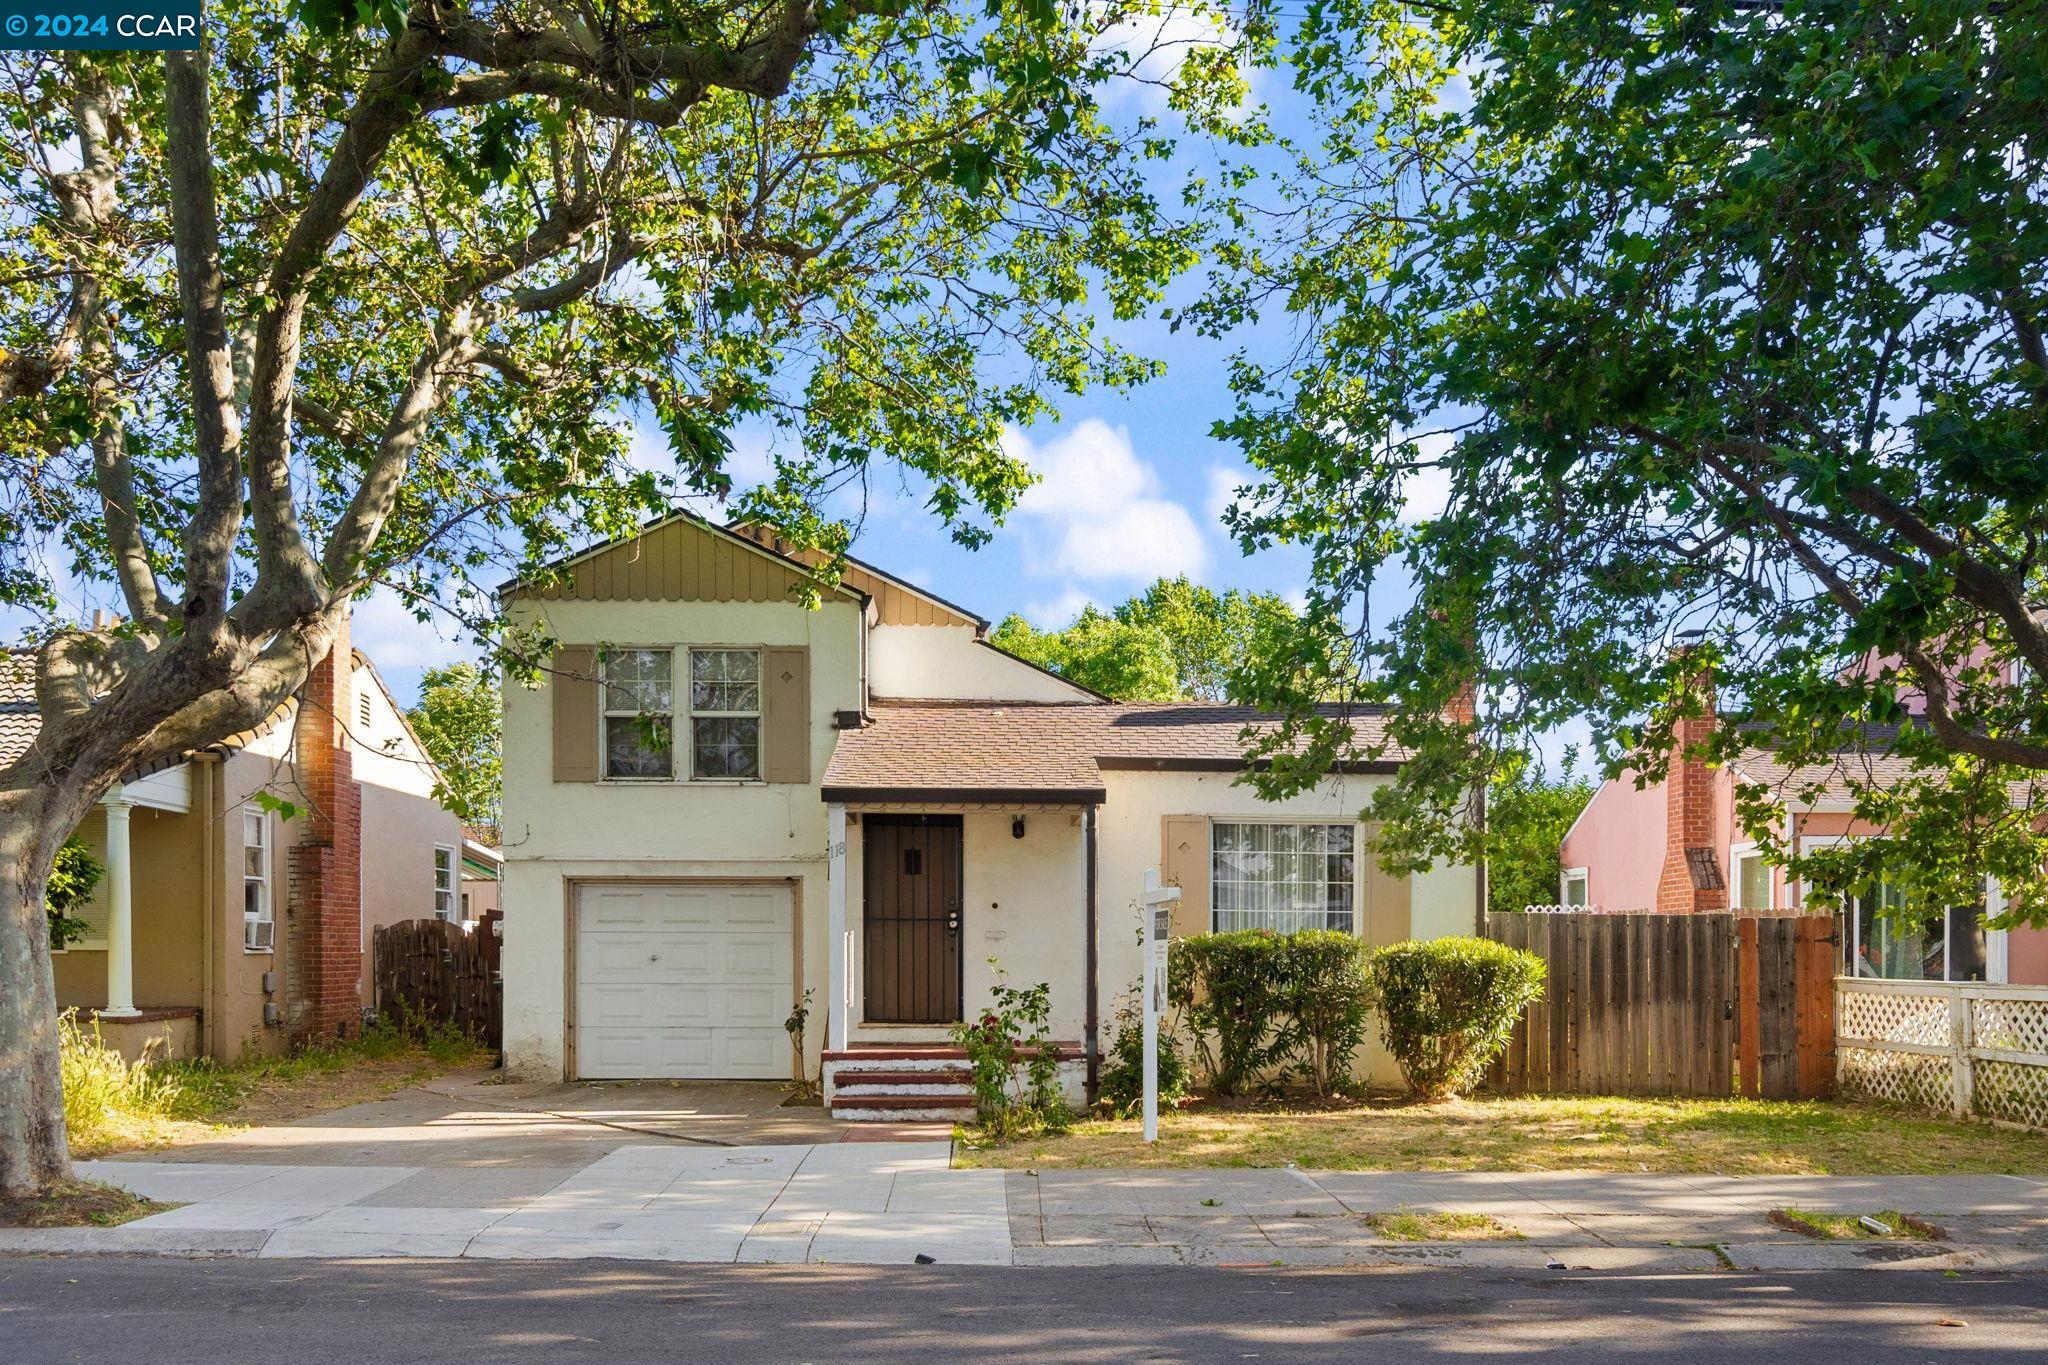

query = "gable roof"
[498,510,869,608]
[820,699,1402,804]
[725,523,987,630]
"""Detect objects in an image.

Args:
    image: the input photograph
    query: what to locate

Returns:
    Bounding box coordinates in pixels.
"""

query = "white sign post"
[1139,868,1180,1143]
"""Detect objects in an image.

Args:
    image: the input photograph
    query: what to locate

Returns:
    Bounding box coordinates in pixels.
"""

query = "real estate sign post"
[1139,869,1180,1143]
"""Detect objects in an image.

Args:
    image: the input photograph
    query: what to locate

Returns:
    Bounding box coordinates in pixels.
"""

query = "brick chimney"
[287,613,363,1042]
[1655,646,1727,914]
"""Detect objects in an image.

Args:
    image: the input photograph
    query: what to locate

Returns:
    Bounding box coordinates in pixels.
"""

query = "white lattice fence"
[1836,979,2048,1132]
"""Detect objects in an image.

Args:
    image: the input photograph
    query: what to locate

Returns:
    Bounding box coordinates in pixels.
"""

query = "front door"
[862,815,964,1024]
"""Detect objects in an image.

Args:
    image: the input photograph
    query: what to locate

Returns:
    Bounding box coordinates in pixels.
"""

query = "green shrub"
[1098,986,1191,1117]
[1366,937,1546,1098]
[1273,931,1374,1097]
[59,1009,184,1150]
[1168,929,1374,1096]
[44,838,103,951]
[953,965,1070,1142]
[1168,931,1290,1094]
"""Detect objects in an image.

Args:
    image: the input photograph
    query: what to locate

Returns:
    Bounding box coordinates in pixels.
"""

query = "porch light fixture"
[1012,816,1026,839]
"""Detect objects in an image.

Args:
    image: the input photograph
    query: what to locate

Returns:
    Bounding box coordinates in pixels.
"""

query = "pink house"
[1559,681,2048,987]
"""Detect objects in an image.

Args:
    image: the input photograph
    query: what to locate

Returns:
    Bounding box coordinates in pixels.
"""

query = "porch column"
[101,786,139,1018]
[826,802,849,1051]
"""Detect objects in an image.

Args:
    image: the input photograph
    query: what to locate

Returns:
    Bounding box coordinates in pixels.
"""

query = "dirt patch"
[1367,1211,1521,1241]
[0,1179,170,1229]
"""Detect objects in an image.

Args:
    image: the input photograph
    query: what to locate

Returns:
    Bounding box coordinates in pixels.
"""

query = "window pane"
[243,811,263,848]
[691,649,760,713]
[244,880,266,919]
[1948,903,1990,983]
[1738,855,1771,911]
[1853,887,1944,980]
[603,650,672,713]
[693,717,760,779]
[605,715,674,778]
[244,846,264,877]
[1210,822,1355,934]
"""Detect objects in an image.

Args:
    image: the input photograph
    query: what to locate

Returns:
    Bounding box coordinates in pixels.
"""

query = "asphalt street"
[2,1258,2046,1363]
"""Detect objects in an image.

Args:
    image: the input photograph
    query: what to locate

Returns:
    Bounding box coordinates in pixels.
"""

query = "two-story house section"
[498,513,1482,1118]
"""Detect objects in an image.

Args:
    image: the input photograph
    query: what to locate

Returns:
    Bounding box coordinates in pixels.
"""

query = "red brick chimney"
[288,614,363,1042]
[1655,647,1727,914]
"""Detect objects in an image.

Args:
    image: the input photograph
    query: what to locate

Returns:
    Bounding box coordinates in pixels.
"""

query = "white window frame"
[1802,833,2008,984]
[243,809,273,953]
[433,845,456,921]
[686,646,763,783]
[1730,842,1774,912]
[599,647,676,781]
[1209,819,1359,935]
[1559,867,1590,909]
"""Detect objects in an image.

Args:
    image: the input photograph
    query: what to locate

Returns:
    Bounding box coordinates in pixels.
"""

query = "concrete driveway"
[107,1070,946,1169]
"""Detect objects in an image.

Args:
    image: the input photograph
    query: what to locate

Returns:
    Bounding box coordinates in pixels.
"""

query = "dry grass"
[0,1179,169,1229]
[955,1092,2048,1175]
[1367,1211,1521,1241]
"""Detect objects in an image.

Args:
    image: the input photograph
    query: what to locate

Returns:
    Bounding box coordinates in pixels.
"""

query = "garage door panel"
[575,882,795,1080]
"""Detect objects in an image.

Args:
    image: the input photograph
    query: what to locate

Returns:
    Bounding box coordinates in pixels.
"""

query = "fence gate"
[1485,911,1836,1100]
[372,918,502,1050]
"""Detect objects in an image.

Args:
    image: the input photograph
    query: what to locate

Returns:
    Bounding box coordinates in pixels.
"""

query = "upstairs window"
[602,649,674,779]
[689,648,761,780]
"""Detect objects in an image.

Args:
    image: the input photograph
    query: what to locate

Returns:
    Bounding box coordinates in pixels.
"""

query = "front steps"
[823,1043,1079,1122]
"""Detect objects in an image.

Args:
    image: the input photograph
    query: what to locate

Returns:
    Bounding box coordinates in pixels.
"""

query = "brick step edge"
[830,1092,977,1112]
[825,1070,972,1088]
[822,1043,1079,1064]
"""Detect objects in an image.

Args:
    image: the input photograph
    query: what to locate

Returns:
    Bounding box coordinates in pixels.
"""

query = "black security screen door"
[862,815,964,1024]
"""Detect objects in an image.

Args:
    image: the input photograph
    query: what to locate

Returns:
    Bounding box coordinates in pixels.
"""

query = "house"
[459,828,504,923]
[497,514,1482,1118]
[1559,672,2048,986]
[3,620,467,1061]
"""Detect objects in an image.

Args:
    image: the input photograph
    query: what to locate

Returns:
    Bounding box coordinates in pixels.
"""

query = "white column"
[825,802,849,1052]
[101,787,139,1018]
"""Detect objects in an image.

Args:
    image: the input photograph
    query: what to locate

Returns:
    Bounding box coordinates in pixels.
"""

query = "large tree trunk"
[0,794,71,1196]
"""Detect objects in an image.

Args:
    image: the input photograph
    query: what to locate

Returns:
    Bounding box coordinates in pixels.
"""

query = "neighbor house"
[3,620,466,1061]
[498,514,1482,1119]
[459,827,504,923]
[1559,674,2048,986]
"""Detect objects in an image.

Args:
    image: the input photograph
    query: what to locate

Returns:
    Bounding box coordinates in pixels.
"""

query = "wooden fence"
[371,918,502,1049]
[1484,911,1836,1100]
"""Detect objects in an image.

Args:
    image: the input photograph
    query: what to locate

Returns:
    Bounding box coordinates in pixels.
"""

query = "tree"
[42,840,102,953]
[1203,0,2048,920]
[0,1,1249,1194]
[1485,770,1593,914]
[988,577,1303,701]
[407,663,502,827]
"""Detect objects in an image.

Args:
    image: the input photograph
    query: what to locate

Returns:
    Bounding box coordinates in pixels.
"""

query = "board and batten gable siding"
[524,516,862,605]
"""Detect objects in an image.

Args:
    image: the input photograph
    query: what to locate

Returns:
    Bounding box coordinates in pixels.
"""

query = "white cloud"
[349,586,481,672]
[1392,426,1457,524]
[1090,3,1247,113]
[1025,587,1097,629]
[1204,463,1246,526]
[1007,419,1209,583]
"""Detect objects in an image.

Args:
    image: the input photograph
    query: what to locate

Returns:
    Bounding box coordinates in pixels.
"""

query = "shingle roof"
[820,699,1402,803]
[1729,720,2045,805]
[0,653,38,770]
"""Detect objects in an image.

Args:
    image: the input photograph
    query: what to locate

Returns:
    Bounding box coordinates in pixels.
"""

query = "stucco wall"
[357,782,464,997]
[499,595,862,1079]
[1559,771,1670,911]
[52,802,206,1015]
[867,623,1095,702]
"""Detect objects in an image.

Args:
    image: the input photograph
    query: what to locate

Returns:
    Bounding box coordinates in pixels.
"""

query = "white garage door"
[575,882,794,1079]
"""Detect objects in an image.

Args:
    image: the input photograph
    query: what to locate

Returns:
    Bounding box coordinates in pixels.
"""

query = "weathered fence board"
[1488,910,1835,1100]
[372,918,502,1049]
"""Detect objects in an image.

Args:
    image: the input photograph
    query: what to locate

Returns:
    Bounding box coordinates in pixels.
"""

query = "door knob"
[945,907,961,934]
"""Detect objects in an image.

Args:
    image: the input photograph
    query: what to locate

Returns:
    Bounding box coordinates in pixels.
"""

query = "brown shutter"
[1160,815,1211,938]
[761,645,810,784]
[551,646,600,783]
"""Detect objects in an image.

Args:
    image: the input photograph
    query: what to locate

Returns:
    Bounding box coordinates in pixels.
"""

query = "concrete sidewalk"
[9,1153,2046,1271]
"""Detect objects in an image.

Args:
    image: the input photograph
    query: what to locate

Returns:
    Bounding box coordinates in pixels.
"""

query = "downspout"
[196,755,216,1059]
[1473,779,1489,935]
[1083,802,1100,1106]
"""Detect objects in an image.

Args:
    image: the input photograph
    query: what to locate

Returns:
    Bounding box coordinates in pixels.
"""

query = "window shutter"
[551,646,600,783]
[1160,815,1210,938]
[760,646,810,784]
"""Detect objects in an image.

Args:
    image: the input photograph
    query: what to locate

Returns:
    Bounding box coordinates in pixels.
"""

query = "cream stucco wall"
[867,623,1096,702]
[499,595,863,1078]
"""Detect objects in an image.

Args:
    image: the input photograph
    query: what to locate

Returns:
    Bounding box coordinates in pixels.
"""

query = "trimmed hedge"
[1366,937,1546,1099]
[1168,929,1373,1097]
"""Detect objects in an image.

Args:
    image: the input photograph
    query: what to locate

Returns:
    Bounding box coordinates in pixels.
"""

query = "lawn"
[954,1092,2048,1175]
[63,1011,492,1159]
